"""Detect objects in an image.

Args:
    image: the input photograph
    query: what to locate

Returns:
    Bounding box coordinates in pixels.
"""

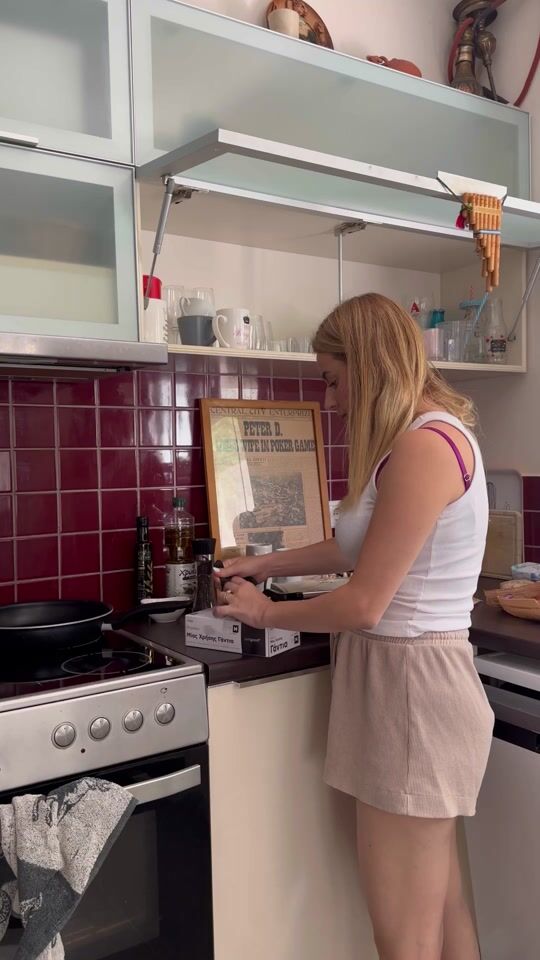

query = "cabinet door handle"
[0,130,39,148]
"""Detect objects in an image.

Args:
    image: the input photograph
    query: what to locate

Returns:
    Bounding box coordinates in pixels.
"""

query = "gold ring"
[225,590,233,601]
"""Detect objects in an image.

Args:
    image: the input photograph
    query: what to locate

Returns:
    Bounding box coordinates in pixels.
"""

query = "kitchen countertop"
[119,589,540,684]
[119,618,330,685]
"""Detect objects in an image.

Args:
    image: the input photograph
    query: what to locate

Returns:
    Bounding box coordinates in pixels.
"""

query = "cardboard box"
[185,609,300,658]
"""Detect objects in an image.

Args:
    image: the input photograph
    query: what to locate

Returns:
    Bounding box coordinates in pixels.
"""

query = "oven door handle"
[128,765,201,805]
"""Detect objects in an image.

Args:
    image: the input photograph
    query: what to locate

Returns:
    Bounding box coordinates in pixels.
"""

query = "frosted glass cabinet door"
[0,0,131,162]
[131,0,529,198]
[0,145,138,341]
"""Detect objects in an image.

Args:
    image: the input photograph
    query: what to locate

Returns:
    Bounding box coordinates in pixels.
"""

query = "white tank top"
[334,412,488,637]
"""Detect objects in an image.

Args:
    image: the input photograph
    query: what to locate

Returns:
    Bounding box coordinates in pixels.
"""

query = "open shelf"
[167,344,525,381]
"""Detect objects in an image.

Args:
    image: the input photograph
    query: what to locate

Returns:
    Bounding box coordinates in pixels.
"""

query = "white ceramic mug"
[268,8,300,37]
[213,308,251,348]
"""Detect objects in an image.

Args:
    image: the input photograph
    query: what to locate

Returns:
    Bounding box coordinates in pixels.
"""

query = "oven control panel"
[0,674,208,792]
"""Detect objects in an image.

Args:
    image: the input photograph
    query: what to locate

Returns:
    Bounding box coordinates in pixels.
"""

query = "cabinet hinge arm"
[144,177,201,307]
[334,221,367,304]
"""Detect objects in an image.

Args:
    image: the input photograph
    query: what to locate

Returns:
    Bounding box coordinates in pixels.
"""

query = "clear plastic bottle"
[164,497,196,600]
[483,297,508,364]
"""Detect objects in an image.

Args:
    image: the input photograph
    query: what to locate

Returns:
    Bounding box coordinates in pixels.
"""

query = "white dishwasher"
[465,653,540,960]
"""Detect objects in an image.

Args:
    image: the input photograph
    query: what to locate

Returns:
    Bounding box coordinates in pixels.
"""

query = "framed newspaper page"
[201,399,331,559]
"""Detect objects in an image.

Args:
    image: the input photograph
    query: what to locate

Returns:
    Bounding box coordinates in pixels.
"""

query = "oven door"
[0,744,213,960]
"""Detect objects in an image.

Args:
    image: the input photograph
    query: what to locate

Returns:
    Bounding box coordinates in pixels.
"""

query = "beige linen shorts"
[324,629,494,818]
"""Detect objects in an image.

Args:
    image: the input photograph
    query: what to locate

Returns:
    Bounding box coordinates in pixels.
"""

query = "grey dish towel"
[0,777,136,960]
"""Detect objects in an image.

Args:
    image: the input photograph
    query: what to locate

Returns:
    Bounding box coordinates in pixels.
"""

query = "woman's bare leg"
[356,801,453,960]
[441,824,480,960]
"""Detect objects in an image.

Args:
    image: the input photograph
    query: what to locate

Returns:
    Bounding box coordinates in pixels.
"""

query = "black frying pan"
[0,599,191,656]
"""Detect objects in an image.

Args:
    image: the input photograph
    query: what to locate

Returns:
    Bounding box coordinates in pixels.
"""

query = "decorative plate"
[266,1,334,49]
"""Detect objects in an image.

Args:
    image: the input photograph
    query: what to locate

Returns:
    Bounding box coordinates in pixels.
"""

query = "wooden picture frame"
[200,399,331,559]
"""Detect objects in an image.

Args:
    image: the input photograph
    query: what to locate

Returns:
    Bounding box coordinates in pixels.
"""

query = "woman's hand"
[214,554,269,585]
[214,577,273,629]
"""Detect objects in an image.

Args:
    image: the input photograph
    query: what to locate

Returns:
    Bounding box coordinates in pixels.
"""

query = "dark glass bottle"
[192,538,217,612]
[135,515,153,602]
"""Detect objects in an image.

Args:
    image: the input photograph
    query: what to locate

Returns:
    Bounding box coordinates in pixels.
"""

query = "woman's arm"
[216,536,349,584]
[216,428,467,631]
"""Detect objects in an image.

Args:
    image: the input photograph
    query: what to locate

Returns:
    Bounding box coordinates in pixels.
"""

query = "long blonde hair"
[312,293,476,506]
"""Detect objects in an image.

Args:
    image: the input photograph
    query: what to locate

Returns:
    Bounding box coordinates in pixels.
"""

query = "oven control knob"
[89,717,111,741]
[155,703,175,725]
[123,709,143,732]
[52,723,76,748]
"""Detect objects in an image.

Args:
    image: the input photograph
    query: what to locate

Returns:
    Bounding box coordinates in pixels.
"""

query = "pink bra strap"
[375,427,473,491]
[421,426,472,490]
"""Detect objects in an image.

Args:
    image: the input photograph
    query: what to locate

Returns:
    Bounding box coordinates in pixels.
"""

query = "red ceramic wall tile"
[272,378,301,401]
[241,376,271,401]
[301,379,326,403]
[61,491,99,533]
[178,486,208,524]
[321,412,330,445]
[101,489,138,531]
[175,448,204,486]
[61,574,101,601]
[0,451,11,492]
[0,382,8,404]
[330,413,347,444]
[207,375,240,399]
[175,411,201,447]
[0,495,12,538]
[330,446,349,481]
[174,353,207,374]
[102,530,136,572]
[272,359,301,378]
[56,381,95,405]
[61,533,100,576]
[14,406,54,448]
[16,449,55,492]
[0,583,15,604]
[12,381,54,405]
[0,408,9,447]
[524,511,540,547]
[0,541,14,582]
[138,370,173,407]
[100,448,137,488]
[152,566,166,597]
[324,446,331,480]
[102,570,135,610]
[524,546,540,563]
[98,372,134,407]
[99,408,135,447]
[60,449,98,490]
[175,373,207,408]
[523,477,540,511]
[18,578,60,603]
[139,488,173,527]
[330,480,348,501]
[139,409,173,447]
[16,493,58,537]
[139,449,174,487]
[17,536,58,580]
[58,407,96,448]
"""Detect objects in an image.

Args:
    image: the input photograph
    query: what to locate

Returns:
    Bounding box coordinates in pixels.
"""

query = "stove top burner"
[61,649,151,677]
[0,637,174,700]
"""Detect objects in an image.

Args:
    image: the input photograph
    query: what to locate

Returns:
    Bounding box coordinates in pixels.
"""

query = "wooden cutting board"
[481,510,523,579]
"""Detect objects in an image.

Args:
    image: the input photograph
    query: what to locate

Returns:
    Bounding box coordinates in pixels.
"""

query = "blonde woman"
[215,293,494,960]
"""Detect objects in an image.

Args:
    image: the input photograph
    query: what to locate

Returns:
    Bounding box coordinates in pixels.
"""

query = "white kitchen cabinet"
[0,0,131,163]
[0,144,139,342]
[208,669,378,960]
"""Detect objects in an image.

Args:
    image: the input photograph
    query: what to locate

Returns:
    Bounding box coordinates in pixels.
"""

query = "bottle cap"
[193,537,216,557]
[173,496,185,509]
[142,275,162,300]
